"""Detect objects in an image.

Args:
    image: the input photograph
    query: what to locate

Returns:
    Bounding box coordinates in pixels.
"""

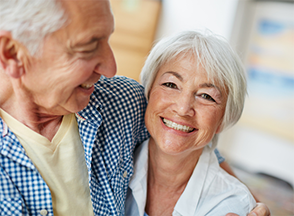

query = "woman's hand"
[225,203,271,216]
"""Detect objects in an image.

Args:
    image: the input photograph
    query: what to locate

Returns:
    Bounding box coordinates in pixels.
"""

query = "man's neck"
[0,106,63,142]
[0,94,63,141]
[0,75,65,141]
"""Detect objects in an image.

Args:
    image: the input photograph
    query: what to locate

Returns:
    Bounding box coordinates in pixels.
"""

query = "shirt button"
[123,170,128,178]
[40,209,48,215]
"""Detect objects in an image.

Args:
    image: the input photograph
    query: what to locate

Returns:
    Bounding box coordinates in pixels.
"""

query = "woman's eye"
[201,93,215,102]
[163,82,177,89]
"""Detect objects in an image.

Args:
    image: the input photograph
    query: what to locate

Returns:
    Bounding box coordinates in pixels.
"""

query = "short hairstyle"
[140,30,247,144]
[0,0,67,56]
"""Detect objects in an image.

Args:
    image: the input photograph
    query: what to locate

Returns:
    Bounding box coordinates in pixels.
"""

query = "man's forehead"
[61,0,111,19]
[56,0,114,45]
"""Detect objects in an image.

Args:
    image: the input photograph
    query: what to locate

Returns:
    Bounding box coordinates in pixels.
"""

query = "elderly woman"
[126,30,261,216]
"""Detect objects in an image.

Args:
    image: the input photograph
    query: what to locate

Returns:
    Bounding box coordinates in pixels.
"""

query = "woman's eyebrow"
[162,71,183,81]
[199,83,222,96]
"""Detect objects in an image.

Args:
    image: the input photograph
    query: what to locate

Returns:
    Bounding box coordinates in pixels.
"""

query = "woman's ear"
[215,122,224,134]
[0,31,28,78]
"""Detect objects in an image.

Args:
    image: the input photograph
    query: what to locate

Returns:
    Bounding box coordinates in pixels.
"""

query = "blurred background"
[109,0,294,215]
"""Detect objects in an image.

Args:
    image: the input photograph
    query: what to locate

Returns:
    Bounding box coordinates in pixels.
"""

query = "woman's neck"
[147,138,203,188]
[145,138,203,216]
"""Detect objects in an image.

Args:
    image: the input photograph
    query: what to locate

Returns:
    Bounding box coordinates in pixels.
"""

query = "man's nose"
[94,43,117,78]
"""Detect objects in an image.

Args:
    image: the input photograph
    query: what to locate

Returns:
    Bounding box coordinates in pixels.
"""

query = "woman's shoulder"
[197,163,256,216]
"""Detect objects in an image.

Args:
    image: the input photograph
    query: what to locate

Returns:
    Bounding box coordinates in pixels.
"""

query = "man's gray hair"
[0,0,67,56]
[140,30,247,141]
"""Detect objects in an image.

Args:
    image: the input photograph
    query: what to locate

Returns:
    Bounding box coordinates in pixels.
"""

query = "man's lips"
[80,83,94,89]
[162,118,195,133]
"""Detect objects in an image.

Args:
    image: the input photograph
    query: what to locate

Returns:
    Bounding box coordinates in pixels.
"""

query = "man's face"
[23,0,116,115]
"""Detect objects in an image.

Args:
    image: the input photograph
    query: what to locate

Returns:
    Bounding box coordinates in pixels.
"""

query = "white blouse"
[125,139,256,216]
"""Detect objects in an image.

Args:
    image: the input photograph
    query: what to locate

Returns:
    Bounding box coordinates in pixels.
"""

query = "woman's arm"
[220,161,271,216]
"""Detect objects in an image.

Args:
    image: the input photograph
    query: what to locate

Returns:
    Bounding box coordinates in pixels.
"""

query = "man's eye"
[201,94,215,102]
[75,43,99,56]
[163,82,177,89]
[76,49,96,59]
[79,49,96,54]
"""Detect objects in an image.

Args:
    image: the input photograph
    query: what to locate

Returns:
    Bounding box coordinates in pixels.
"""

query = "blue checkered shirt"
[0,76,149,216]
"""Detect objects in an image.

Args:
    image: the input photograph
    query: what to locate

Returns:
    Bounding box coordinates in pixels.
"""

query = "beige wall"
[109,0,161,82]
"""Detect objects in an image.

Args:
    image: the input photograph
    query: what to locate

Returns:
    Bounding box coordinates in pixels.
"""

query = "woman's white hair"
[140,30,247,147]
[0,0,67,56]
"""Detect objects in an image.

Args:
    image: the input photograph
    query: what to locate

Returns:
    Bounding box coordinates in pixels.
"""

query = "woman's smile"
[161,117,195,133]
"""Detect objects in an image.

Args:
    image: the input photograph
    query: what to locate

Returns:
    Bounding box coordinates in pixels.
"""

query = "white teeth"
[162,118,194,133]
[80,84,93,89]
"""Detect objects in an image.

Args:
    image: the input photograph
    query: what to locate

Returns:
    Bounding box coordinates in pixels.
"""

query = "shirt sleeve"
[214,148,225,164]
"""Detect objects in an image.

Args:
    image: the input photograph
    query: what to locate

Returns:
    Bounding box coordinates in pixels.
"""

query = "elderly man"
[0,0,269,216]
[0,0,148,215]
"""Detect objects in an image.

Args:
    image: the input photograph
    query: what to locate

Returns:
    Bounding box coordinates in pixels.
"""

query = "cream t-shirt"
[0,109,94,216]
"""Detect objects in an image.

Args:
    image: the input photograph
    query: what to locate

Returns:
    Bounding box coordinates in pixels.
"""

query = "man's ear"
[0,31,29,78]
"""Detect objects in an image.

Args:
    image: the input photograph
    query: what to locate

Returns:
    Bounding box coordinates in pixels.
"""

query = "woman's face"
[145,54,227,156]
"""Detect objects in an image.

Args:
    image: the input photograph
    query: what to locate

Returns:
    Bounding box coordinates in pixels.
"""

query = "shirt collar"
[77,91,102,124]
[128,139,149,216]
[130,140,216,216]
[173,146,212,216]
[0,117,36,170]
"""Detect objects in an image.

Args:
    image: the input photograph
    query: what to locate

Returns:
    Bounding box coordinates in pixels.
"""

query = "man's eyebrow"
[163,71,184,81]
[73,37,99,47]
[70,27,114,48]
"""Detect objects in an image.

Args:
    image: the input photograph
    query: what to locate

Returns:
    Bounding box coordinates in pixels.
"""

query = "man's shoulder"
[85,75,146,114]
[94,75,144,96]
[92,75,146,109]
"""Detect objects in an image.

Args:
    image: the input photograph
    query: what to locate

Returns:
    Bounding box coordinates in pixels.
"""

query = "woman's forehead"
[157,53,228,92]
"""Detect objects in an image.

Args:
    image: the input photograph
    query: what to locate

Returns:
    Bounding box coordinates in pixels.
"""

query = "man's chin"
[64,99,91,115]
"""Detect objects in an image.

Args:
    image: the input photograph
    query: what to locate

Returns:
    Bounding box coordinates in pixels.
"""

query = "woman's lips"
[162,118,195,133]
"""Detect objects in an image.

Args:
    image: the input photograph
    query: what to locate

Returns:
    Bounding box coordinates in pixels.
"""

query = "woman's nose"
[172,94,195,117]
